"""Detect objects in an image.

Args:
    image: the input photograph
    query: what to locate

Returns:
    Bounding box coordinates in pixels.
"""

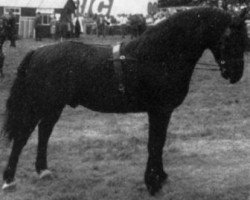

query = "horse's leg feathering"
[39,169,53,180]
[2,181,17,191]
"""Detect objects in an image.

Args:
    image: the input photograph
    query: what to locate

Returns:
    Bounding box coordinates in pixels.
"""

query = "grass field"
[1,35,250,200]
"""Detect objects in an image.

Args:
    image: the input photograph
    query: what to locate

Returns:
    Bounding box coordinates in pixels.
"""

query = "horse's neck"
[123,23,217,72]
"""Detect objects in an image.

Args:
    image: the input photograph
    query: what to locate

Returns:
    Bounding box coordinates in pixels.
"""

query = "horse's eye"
[221,60,226,65]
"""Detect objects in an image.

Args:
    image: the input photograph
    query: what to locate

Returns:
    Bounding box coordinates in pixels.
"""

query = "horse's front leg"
[145,109,172,195]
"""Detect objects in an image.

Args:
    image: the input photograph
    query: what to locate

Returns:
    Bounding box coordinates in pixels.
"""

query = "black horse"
[1,8,248,195]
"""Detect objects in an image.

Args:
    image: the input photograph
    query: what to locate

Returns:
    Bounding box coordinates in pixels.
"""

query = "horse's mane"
[143,7,230,36]
[124,7,232,62]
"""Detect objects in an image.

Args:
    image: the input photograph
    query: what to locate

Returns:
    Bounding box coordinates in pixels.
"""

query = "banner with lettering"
[80,0,114,16]
[80,0,158,16]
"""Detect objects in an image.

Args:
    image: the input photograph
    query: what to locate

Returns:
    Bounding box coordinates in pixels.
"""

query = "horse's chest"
[138,66,190,108]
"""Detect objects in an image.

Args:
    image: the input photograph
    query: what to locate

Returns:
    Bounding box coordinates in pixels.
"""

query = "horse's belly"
[71,69,143,113]
[78,89,143,113]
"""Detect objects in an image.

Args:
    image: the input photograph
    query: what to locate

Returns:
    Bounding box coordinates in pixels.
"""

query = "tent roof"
[0,0,71,9]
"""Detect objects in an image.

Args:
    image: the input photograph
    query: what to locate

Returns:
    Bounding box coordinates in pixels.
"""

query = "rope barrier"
[195,62,219,71]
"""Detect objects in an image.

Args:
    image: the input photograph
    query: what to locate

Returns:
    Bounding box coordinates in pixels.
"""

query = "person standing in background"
[105,15,111,35]
[6,10,16,47]
[74,18,81,38]
[34,12,42,41]
[119,15,128,39]
[97,14,107,38]
[0,43,4,78]
[50,15,57,40]
[0,15,6,78]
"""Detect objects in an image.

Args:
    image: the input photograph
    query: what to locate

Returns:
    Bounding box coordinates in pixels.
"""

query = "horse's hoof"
[146,181,162,196]
[160,171,168,184]
[2,181,17,191]
[39,169,53,180]
[145,171,168,195]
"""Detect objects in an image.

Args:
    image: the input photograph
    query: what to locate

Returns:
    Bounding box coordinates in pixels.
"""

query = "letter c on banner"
[147,2,158,16]
[89,0,114,16]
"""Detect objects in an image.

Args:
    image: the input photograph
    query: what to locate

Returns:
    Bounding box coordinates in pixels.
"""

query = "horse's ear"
[239,7,248,21]
[231,8,248,28]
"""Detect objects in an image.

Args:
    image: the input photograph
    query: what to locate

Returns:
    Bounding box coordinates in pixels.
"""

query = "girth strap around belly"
[109,42,138,94]
[112,43,125,93]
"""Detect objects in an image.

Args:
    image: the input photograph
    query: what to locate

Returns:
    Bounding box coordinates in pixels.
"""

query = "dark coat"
[34,15,42,28]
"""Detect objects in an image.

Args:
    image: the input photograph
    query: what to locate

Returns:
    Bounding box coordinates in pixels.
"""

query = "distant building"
[158,0,219,8]
[0,0,76,38]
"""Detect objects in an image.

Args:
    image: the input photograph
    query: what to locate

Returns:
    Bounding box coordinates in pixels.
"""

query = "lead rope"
[196,62,219,71]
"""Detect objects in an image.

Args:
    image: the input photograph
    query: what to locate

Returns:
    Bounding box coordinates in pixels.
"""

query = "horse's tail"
[2,50,35,142]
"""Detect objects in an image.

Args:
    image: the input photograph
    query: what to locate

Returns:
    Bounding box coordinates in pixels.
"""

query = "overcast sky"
[111,0,157,15]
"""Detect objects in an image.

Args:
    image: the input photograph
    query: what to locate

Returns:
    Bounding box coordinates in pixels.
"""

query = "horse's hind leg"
[145,110,172,195]
[3,117,39,190]
[0,47,5,78]
[35,107,63,178]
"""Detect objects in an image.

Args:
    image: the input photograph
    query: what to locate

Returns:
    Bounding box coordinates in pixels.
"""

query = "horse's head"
[210,9,248,84]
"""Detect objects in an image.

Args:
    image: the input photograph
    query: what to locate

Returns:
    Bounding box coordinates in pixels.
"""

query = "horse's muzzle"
[220,59,244,84]
[229,59,244,84]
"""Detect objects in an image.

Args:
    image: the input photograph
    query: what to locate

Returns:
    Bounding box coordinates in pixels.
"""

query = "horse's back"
[22,42,100,108]
[28,41,112,82]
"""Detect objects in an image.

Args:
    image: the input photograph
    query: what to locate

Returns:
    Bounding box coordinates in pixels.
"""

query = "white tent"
[0,0,69,9]
[111,0,157,16]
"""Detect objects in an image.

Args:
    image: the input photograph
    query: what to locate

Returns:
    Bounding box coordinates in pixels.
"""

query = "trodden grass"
[0,36,250,200]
